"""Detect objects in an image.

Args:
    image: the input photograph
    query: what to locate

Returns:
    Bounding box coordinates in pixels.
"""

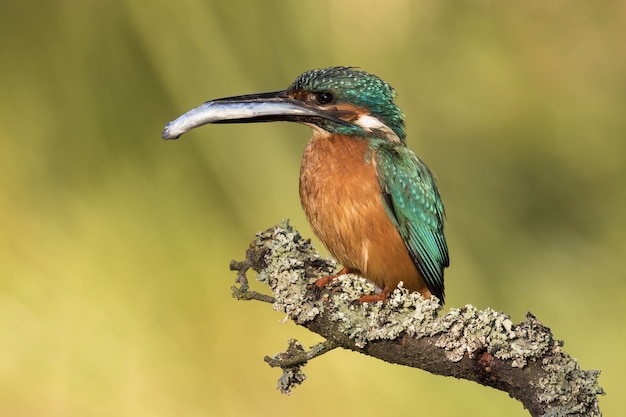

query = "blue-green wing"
[375,144,449,301]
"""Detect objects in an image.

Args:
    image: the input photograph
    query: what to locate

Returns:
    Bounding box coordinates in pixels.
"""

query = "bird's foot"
[356,286,392,304]
[313,270,392,305]
[314,267,349,290]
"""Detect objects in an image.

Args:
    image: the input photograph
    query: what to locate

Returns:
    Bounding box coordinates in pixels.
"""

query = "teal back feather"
[374,141,448,301]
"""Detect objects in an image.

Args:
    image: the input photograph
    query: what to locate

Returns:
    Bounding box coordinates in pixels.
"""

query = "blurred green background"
[1,0,624,416]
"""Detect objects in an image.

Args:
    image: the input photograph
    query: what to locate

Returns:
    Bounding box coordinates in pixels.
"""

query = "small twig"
[262,339,338,395]
[229,259,275,303]
[230,286,275,303]
[265,340,338,368]
[230,260,250,291]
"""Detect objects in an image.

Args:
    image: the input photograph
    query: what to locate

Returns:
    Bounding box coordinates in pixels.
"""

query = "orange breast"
[299,132,431,297]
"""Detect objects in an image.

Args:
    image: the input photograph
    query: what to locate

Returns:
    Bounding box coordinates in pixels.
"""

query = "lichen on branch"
[230,220,603,417]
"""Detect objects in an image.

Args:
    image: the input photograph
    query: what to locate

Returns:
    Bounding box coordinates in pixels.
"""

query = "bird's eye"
[315,92,334,105]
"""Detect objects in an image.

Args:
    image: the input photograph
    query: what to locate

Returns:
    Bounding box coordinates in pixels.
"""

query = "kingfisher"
[162,66,449,303]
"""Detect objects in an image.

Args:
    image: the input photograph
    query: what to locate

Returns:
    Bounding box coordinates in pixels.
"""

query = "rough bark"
[230,220,604,417]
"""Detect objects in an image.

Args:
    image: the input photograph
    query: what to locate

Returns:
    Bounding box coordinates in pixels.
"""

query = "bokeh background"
[1,1,624,416]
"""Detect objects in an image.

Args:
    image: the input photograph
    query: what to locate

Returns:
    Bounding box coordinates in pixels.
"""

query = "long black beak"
[162,90,346,140]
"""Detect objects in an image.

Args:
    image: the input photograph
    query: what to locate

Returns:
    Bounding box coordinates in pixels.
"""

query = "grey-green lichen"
[253,219,335,324]
[329,277,441,348]
[432,306,557,367]
[270,339,308,395]
[538,352,603,416]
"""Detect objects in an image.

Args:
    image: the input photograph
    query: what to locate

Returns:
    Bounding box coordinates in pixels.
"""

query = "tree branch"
[230,220,604,416]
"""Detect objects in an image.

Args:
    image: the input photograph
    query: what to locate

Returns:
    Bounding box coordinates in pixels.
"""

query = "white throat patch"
[354,114,401,143]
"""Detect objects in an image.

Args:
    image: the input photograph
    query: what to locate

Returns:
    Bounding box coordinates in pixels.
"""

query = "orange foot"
[357,286,392,304]
[314,267,350,290]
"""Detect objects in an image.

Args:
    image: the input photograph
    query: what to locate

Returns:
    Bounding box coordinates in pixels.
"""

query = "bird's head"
[162,66,406,143]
